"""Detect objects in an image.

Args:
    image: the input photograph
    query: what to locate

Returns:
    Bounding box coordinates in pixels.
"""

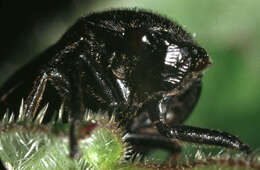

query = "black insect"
[0,9,251,159]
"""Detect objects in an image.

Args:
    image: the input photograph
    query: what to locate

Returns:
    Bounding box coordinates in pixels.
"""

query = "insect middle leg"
[23,73,49,117]
[23,70,71,117]
[22,68,82,157]
[125,133,181,162]
[68,63,85,158]
[127,112,182,162]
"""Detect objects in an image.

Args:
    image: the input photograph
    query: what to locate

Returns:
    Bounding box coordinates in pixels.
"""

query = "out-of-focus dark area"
[0,0,100,82]
[0,0,259,152]
[0,0,72,62]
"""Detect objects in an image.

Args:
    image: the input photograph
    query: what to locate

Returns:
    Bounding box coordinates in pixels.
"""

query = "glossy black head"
[89,9,211,97]
[130,32,210,95]
[82,9,211,99]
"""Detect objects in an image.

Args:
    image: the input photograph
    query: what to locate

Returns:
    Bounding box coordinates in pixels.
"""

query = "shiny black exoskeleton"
[0,9,251,158]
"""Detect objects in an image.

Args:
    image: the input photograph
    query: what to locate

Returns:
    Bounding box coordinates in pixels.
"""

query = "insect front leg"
[146,98,251,154]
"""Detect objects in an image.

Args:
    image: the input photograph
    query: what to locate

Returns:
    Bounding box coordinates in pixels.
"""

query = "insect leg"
[23,63,81,157]
[125,133,181,161]
[23,73,49,116]
[68,63,84,158]
[158,123,251,153]
[146,99,251,154]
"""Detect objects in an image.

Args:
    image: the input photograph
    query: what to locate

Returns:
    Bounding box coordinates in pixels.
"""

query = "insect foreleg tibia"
[146,98,251,154]
[155,123,251,154]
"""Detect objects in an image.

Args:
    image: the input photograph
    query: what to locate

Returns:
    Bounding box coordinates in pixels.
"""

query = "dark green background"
[1,0,259,150]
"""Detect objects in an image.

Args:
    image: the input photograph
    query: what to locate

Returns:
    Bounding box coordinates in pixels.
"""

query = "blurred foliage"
[0,0,259,163]
[1,109,259,169]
